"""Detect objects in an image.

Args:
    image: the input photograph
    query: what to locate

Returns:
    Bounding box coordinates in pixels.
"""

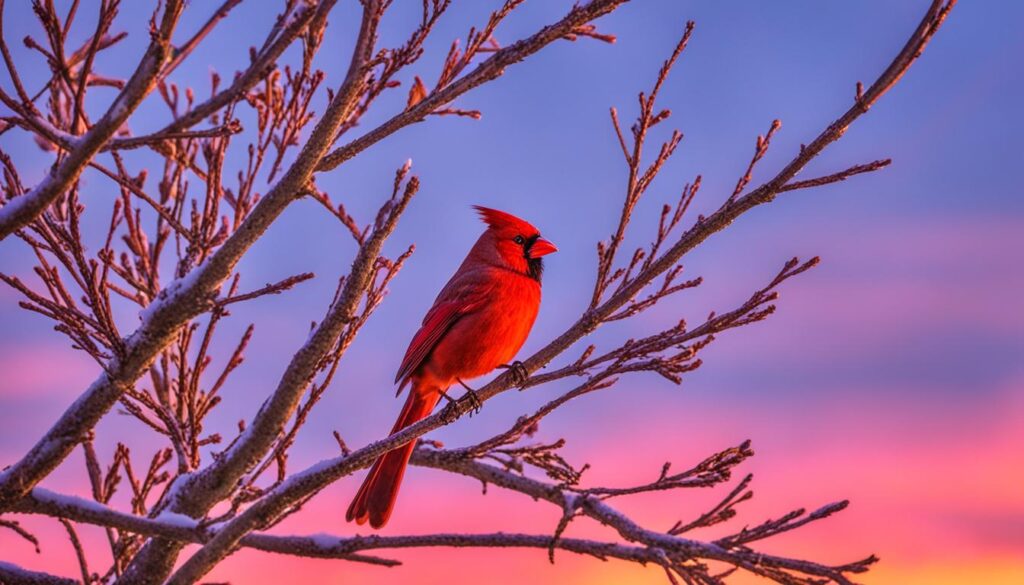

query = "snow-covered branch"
[13,487,678,571]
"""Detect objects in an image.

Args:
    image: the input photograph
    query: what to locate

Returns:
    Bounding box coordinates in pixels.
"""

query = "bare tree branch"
[315,0,630,172]
[155,1,328,136]
[0,518,40,553]
[58,518,91,585]
[778,159,892,193]
[0,0,185,240]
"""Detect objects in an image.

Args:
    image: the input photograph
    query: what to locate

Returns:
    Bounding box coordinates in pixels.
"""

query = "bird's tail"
[346,386,441,528]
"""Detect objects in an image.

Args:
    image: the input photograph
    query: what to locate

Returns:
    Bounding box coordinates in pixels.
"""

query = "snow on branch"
[13,487,685,571]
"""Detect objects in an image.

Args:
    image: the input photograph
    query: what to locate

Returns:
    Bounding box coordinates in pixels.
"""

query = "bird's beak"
[530,237,558,258]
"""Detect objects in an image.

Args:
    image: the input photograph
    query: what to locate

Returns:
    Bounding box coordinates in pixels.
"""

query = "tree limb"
[11,488,678,572]
[0,0,184,240]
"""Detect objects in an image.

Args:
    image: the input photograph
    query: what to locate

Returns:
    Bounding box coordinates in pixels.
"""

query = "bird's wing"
[393,277,492,389]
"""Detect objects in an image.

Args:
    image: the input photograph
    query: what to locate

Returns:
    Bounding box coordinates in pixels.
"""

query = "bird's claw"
[463,390,483,416]
[456,378,483,416]
[498,361,529,388]
[439,390,464,422]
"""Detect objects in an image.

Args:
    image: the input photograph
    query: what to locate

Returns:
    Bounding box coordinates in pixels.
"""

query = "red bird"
[346,206,557,528]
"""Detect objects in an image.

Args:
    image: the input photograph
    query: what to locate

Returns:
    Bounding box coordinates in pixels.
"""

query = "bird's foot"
[438,390,464,422]
[456,378,483,416]
[498,361,529,388]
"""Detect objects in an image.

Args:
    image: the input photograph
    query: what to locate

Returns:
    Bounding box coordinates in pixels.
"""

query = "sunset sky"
[1,1,1021,584]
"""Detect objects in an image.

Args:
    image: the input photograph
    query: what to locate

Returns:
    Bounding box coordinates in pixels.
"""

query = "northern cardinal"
[346,206,557,528]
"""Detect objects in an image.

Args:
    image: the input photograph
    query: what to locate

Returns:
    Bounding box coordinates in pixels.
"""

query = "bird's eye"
[513,235,525,245]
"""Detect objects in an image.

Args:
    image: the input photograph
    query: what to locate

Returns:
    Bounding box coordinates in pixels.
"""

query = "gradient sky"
[1,1,1022,584]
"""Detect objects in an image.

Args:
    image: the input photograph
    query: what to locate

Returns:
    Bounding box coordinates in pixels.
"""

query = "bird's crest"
[473,205,538,235]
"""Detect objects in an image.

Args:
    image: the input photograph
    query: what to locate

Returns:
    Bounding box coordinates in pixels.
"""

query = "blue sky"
[1,2,1022,583]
